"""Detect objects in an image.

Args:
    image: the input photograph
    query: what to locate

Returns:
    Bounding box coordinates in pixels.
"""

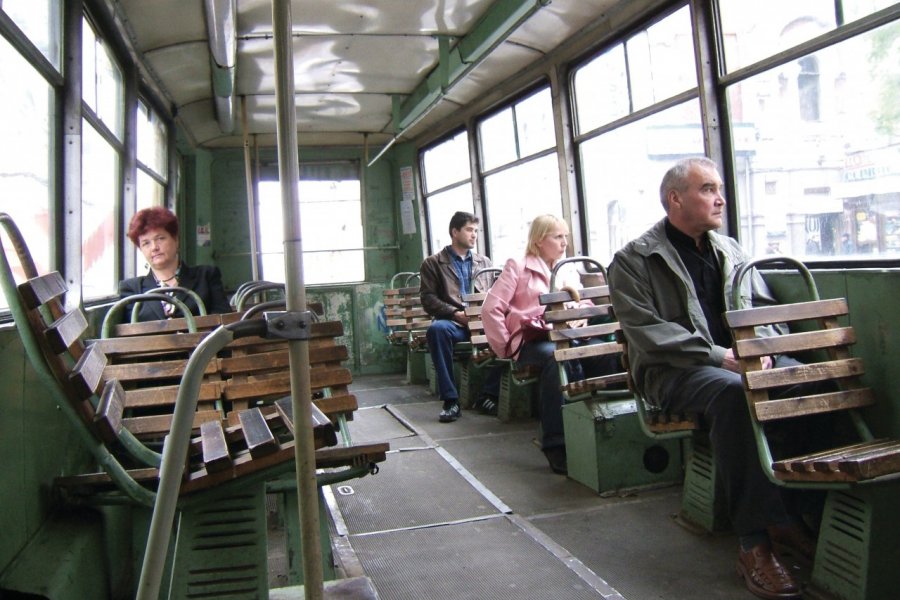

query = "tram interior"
[1,1,899,599]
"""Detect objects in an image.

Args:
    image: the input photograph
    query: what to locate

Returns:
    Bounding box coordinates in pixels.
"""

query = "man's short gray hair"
[659,157,718,211]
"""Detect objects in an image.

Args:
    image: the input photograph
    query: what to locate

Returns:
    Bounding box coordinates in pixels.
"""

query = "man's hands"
[452,310,469,326]
[723,348,772,372]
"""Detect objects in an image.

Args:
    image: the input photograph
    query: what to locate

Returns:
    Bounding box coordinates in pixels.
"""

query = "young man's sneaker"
[438,401,461,423]
[479,394,499,416]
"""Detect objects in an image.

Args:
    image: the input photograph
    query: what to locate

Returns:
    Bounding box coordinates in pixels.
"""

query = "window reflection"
[258,176,365,284]
[0,34,53,305]
[580,101,704,264]
[484,153,562,264]
[422,130,470,193]
[3,0,62,70]
[81,122,119,299]
[426,184,476,253]
[421,131,475,254]
[728,22,900,259]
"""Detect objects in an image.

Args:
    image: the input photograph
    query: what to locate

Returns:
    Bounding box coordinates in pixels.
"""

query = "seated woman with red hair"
[118,207,230,321]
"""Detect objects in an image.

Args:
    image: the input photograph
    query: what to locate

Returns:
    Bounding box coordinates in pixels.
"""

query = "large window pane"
[82,122,119,299]
[3,0,62,69]
[843,0,898,24]
[573,45,629,134]
[479,107,518,171]
[581,100,704,265]
[484,153,562,264]
[82,18,124,141]
[0,34,53,307]
[719,0,837,73]
[514,88,555,158]
[573,6,695,135]
[727,23,900,259]
[258,176,365,285]
[626,6,696,112]
[421,130,470,193]
[137,100,168,178]
[479,86,554,171]
[425,184,476,253]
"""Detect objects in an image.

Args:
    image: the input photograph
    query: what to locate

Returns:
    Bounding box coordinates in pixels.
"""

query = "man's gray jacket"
[608,219,780,406]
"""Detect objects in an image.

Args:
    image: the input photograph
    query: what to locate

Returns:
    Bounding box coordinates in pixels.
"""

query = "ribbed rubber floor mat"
[347,405,416,443]
[332,448,500,534]
[351,517,610,599]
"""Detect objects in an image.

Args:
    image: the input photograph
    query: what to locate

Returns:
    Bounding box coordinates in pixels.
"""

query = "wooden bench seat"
[726,295,900,484]
[721,256,900,600]
[0,212,387,599]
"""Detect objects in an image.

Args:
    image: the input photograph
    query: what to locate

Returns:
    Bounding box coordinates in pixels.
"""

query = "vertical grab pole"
[272,2,324,599]
[241,95,260,281]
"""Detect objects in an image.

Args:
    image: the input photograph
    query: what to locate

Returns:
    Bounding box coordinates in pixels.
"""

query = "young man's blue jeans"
[426,318,501,404]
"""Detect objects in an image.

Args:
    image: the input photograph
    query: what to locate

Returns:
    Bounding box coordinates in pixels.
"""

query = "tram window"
[0,34,54,308]
[625,5,695,113]
[842,0,898,23]
[257,177,364,285]
[479,87,554,172]
[421,130,475,254]
[725,21,900,260]
[573,45,630,134]
[81,123,119,299]
[137,100,168,180]
[580,100,703,265]
[484,153,562,264]
[82,17,124,141]
[719,0,838,74]
[573,6,695,136]
[426,184,477,252]
[3,0,63,70]
[421,130,470,193]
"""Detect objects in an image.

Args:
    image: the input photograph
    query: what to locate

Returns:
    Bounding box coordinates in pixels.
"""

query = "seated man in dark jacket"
[420,211,501,422]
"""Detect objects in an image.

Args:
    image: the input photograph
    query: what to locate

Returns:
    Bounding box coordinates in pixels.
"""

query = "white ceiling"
[114,0,625,149]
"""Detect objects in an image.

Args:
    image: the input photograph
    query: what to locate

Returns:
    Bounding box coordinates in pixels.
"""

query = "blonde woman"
[482,215,602,474]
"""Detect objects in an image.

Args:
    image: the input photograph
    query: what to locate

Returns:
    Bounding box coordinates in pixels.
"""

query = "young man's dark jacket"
[419,247,492,319]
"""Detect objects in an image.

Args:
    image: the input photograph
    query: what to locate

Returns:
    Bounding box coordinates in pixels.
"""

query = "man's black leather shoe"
[543,446,567,475]
[438,402,461,423]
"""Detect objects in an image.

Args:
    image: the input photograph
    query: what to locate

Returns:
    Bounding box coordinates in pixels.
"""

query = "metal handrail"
[549,256,606,292]
[730,255,819,309]
[100,291,198,338]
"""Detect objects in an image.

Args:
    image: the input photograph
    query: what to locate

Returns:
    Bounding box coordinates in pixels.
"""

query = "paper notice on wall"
[197,224,211,247]
[400,166,414,195]
[400,199,417,235]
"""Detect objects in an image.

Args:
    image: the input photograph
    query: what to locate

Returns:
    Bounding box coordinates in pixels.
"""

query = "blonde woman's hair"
[526,214,568,257]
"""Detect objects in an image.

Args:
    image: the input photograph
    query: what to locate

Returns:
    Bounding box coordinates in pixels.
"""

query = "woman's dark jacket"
[117,263,231,322]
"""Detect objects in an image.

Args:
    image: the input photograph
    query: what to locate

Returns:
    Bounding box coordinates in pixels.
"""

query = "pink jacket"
[482,255,585,360]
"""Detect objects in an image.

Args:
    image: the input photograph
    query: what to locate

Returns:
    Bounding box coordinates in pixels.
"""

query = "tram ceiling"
[112,0,623,149]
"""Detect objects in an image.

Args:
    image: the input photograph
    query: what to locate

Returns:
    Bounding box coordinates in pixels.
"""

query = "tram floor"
[268,372,811,600]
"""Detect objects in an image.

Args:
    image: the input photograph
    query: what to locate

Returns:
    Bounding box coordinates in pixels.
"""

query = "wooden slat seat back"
[383,271,419,345]
[13,271,387,500]
[218,319,359,426]
[0,214,388,567]
[724,257,900,484]
[539,284,630,400]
